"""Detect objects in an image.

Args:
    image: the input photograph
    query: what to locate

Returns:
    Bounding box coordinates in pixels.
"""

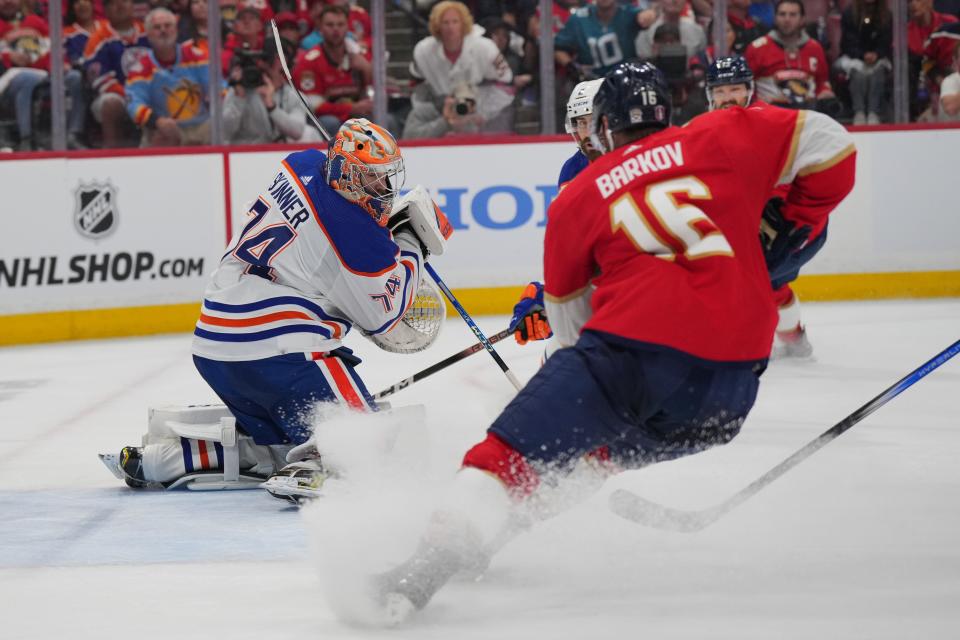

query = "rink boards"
[1,127,959,345]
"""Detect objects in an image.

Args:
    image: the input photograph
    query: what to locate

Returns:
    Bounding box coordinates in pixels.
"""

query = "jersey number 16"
[610,176,734,260]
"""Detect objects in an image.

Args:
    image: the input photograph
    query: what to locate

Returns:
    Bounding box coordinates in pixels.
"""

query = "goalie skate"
[98,447,162,489]
[261,459,328,504]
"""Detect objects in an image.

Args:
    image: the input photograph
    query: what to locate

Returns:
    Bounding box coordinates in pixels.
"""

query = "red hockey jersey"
[745,32,832,106]
[292,45,369,121]
[543,104,855,363]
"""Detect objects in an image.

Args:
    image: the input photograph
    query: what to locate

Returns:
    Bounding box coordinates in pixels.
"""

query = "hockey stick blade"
[609,488,720,533]
[610,338,960,533]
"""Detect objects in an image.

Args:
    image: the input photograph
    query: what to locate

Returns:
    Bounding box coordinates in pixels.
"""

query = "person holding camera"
[125,7,213,147]
[403,1,514,139]
[222,36,322,144]
[292,3,372,135]
[744,0,837,112]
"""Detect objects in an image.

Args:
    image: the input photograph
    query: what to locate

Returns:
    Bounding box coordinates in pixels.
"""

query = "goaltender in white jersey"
[100,118,453,501]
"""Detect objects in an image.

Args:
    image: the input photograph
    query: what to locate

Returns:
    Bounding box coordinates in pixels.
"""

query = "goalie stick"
[373,328,513,400]
[270,20,332,142]
[609,338,960,533]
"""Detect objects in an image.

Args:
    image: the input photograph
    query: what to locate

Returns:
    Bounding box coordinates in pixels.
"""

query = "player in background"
[367,62,855,622]
[706,55,833,358]
[100,118,452,502]
[511,78,604,349]
[557,78,605,189]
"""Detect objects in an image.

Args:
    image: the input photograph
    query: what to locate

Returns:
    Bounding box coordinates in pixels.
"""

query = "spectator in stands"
[273,10,301,45]
[908,0,957,117]
[292,4,372,135]
[222,2,264,74]
[637,0,707,60]
[125,7,211,146]
[527,0,575,41]
[835,0,891,125]
[0,0,50,150]
[923,21,960,88]
[84,0,148,147]
[223,35,321,143]
[939,41,960,120]
[403,0,514,138]
[727,0,766,53]
[300,0,370,57]
[65,0,106,65]
[909,0,957,58]
[745,0,835,109]
[691,0,766,52]
[177,0,208,48]
[554,0,656,79]
[484,18,532,91]
[131,0,149,22]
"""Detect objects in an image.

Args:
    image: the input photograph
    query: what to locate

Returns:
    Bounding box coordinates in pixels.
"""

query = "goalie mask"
[327,118,405,226]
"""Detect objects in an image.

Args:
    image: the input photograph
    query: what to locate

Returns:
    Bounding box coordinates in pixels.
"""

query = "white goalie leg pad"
[140,404,259,488]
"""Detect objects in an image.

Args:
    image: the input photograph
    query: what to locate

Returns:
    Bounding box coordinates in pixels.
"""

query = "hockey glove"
[759,197,812,275]
[509,281,553,345]
[389,185,453,258]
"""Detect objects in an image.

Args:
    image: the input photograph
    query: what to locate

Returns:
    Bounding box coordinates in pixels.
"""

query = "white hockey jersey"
[192,149,424,361]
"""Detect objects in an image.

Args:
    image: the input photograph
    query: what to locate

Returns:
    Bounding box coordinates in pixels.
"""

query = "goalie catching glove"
[389,184,454,258]
[510,281,552,345]
[759,197,812,277]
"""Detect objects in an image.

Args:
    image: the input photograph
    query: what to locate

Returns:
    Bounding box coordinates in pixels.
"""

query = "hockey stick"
[373,328,513,400]
[424,263,523,392]
[269,20,332,142]
[609,338,960,533]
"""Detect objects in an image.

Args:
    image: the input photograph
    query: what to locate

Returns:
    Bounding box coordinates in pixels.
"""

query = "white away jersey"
[192,149,423,361]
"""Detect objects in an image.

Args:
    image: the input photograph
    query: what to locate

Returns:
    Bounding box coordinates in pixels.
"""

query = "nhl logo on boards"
[73,181,118,239]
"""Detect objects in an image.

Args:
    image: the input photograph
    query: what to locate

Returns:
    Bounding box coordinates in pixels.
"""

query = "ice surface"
[1,299,958,639]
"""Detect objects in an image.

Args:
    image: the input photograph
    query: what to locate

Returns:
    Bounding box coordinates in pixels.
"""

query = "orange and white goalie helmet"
[326,118,405,226]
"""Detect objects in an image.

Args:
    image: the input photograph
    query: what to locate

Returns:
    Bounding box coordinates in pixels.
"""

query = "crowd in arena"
[0,0,958,150]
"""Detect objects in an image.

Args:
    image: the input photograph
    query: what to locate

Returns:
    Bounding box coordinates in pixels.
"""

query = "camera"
[452,82,477,116]
[231,47,266,89]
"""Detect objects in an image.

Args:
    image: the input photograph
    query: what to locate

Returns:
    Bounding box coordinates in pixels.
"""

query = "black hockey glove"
[759,197,812,274]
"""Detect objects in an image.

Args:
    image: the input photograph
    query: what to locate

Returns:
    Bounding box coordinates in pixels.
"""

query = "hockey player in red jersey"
[706,54,834,358]
[745,0,836,110]
[366,61,855,623]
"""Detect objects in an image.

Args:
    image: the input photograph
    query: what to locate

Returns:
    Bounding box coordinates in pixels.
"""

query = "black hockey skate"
[98,446,158,489]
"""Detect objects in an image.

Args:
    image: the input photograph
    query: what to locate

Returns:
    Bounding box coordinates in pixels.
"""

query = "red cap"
[274,11,299,28]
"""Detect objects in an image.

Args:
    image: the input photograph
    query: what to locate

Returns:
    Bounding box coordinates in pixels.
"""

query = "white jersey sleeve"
[192,149,423,361]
